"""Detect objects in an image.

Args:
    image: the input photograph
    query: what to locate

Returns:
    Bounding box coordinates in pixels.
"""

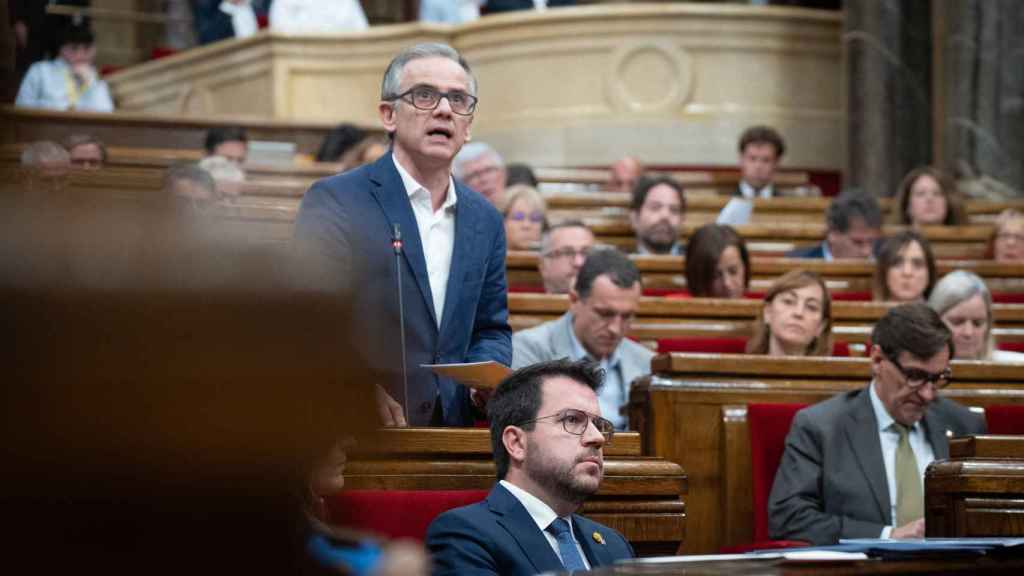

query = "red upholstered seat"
[993,293,1024,304]
[831,291,872,301]
[986,405,1024,435]
[720,403,810,552]
[508,284,545,293]
[657,338,851,357]
[643,287,681,297]
[997,342,1024,354]
[326,490,488,542]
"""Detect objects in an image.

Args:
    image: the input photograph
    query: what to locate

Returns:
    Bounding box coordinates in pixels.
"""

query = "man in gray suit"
[513,248,654,430]
[769,302,986,545]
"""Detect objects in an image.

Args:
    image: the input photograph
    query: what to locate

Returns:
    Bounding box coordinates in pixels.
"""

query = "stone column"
[844,0,933,197]
[942,0,1024,195]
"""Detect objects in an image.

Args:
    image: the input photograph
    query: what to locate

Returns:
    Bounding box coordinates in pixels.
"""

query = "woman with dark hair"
[890,166,966,226]
[747,270,832,356]
[316,124,367,163]
[873,230,937,302]
[685,223,750,298]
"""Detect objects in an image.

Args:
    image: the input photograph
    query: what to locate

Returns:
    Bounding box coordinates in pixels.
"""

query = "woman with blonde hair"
[928,270,1024,362]
[747,270,833,356]
[989,208,1024,262]
[890,166,966,226]
[502,184,547,251]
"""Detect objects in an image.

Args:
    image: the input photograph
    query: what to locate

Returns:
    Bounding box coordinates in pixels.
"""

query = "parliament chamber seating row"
[628,354,1024,554]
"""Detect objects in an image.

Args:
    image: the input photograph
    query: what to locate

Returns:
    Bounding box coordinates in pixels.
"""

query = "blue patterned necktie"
[547,518,587,572]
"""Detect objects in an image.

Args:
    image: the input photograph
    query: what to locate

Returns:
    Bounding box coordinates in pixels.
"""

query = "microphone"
[391,223,410,424]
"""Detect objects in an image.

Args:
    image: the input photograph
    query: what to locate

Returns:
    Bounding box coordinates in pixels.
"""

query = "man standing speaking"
[293,44,511,427]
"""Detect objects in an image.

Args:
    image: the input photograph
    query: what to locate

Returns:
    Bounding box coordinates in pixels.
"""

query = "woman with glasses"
[990,209,1024,262]
[502,184,548,251]
[684,223,750,298]
[873,230,937,302]
[747,270,833,356]
[927,270,1024,362]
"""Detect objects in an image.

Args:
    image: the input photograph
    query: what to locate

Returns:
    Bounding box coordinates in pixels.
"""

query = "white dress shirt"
[270,0,369,34]
[869,382,935,538]
[499,480,591,570]
[566,315,627,430]
[393,156,457,328]
[739,180,775,199]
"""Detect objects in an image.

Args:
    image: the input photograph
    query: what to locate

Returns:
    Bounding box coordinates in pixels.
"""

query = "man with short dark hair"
[426,359,634,575]
[15,23,113,112]
[735,125,785,199]
[204,126,249,165]
[769,302,986,545]
[293,43,511,427]
[64,133,107,170]
[629,175,685,255]
[538,220,594,294]
[513,248,654,430]
[788,189,883,260]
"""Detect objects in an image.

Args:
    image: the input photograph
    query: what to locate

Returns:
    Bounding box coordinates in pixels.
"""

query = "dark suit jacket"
[785,242,827,259]
[768,386,986,544]
[486,0,576,14]
[426,483,633,575]
[292,152,512,426]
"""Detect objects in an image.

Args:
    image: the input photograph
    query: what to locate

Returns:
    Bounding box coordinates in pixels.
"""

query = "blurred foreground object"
[0,185,378,573]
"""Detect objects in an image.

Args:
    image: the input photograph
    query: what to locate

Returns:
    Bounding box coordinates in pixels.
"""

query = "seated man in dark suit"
[769,303,986,545]
[426,359,634,575]
[735,125,786,199]
[787,189,882,260]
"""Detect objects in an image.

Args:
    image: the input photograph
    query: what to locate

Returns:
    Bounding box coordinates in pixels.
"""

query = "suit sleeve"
[768,410,883,544]
[464,213,512,367]
[426,511,499,576]
[292,181,353,293]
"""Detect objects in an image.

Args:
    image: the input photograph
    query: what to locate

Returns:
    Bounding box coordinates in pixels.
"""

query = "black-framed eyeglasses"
[885,354,952,389]
[542,246,591,261]
[386,85,478,116]
[520,408,615,442]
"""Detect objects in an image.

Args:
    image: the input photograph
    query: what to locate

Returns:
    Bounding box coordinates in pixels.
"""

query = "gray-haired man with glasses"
[769,302,985,545]
[426,359,634,575]
[538,220,595,294]
[293,43,511,428]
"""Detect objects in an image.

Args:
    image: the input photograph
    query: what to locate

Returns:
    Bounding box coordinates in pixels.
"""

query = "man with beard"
[426,359,634,575]
[512,248,653,430]
[629,175,686,255]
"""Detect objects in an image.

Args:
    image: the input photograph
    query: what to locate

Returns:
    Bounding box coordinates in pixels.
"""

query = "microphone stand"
[391,224,410,425]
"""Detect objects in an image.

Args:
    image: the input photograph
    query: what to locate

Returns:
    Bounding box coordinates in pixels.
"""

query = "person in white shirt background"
[269,0,368,34]
[16,23,114,112]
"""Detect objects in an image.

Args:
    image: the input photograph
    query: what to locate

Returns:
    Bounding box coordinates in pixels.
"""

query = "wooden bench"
[507,252,1024,294]
[507,293,1024,350]
[627,353,1024,554]
[342,427,687,556]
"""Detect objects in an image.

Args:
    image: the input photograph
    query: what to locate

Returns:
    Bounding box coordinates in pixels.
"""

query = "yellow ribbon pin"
[592,531,605,545]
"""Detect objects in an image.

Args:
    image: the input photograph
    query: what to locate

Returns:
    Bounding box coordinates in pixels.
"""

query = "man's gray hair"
[21,141,70,166]
[453,142,504,179]
[163,162,217,197]
[380,43,478,100]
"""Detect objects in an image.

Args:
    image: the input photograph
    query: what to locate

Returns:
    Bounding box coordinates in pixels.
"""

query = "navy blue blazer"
[292,152,512,426]
[786,242,827,259]
[426,483,633,576]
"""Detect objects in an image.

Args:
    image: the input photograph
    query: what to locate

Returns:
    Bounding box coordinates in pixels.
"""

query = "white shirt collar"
[392,155,457,212]
[870,379,920,434]
[499,479,569,533]
[821,240,834,261]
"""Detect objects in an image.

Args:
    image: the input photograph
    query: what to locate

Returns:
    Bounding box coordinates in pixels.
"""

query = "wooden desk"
[628,354,1024,554]
[927,435,1024,537]
[590,556,1024,575]
[344,428,687,556]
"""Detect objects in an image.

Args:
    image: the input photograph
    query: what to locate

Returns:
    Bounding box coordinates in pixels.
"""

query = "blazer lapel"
[842,390,891,523]
[489,485,565,574]
[438,182,476,335]
[923,409,952,460]
[367,153,438,327]
[573,515,615,568]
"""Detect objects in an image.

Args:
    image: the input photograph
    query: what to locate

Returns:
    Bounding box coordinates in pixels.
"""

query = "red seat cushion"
[831,291,872,302]
[508,284,545,293]
[993,293,1024,304]
[748,403,808,542]
[657,337,748,354]
[325,490,488,542]
[997,342,1024,353]
[986,405,1024,435]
